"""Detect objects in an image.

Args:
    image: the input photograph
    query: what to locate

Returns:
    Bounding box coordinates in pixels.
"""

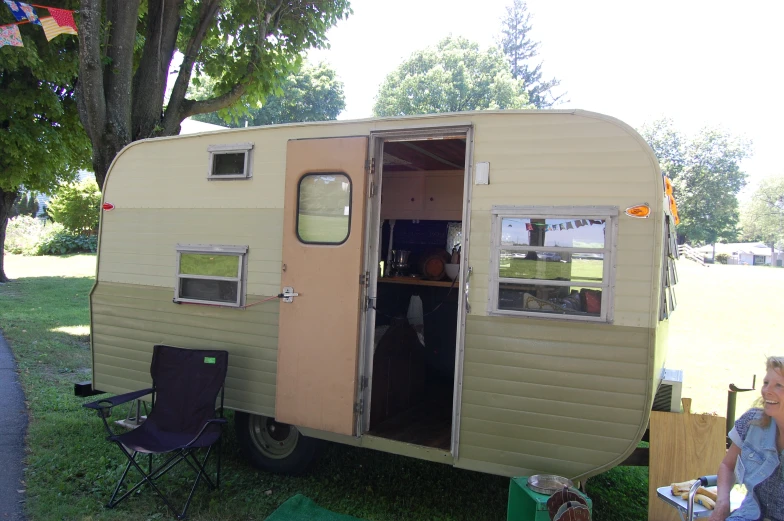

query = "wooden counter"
[378,276,456,288]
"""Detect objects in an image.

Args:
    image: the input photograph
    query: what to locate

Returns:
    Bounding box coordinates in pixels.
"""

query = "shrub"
[715,253,729,264]
[4,215,45,255]
[3,217,97,256]
[47,179,100,234]
[37,225,97,255]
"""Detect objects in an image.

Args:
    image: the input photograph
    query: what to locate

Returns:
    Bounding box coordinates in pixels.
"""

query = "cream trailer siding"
[90,109,668,480]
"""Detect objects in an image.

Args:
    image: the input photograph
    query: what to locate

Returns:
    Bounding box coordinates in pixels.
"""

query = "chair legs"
[107,442,220,519]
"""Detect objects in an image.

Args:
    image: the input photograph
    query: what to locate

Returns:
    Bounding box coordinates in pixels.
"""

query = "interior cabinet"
[381,170,463,220]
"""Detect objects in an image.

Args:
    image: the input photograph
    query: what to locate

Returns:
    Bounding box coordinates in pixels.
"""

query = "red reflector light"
[102,203,115,211]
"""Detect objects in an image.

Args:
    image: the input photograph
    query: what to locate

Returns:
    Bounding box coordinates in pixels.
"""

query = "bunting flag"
[566,221,574,230]
[48,7,76,31]
[525,223,533,231]
[40,15,76,40]
[559,224,565,230]
[0,23,23,47]
[4,0,40,24]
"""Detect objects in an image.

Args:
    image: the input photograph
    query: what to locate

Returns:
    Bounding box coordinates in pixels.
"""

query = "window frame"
[207,143,254,180]
[174,244,248,307]
[488,205,619,323]
[295,171,352,246]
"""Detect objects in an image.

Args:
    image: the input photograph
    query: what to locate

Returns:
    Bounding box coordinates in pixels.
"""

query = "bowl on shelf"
[444,263,460,281]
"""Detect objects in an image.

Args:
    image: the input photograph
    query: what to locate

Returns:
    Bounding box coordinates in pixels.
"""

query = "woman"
[709,356,784,521]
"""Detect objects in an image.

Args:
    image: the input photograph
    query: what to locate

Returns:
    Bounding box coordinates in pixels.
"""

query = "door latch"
[281,286,299,303]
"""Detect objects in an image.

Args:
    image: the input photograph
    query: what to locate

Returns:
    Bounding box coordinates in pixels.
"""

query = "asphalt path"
[0,331,27,520]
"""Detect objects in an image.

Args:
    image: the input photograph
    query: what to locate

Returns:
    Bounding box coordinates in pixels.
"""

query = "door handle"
[281,286,299,303]
[464,266,472,314]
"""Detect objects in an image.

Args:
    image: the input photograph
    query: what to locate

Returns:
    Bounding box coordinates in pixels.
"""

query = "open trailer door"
[275,137,369,436]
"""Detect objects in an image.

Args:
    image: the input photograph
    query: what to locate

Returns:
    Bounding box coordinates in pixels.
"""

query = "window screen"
[174,245,247,307]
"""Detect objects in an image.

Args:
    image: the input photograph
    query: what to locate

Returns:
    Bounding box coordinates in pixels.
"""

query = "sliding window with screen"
[488,206,618,322]
[174,244,248,307]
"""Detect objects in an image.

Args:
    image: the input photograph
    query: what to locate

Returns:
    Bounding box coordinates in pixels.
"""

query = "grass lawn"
[665,261,783,415]
[2,253,776,520]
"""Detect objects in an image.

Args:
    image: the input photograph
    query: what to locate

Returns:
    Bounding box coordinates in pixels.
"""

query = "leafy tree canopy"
[640,119,752,245]
[76,0,352,189]
[498,0,565,109]
[1,0,91,281]
[190,61,346,127]
[373,36,532,117]
[740,176,784,251]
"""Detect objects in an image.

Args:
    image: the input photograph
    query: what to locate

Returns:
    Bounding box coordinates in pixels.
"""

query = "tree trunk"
[0,187,20,283]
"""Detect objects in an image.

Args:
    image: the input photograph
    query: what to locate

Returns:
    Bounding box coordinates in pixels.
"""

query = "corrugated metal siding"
[456,315,651,479]
[97,208,283,296]
[465,113,663,329]
[91,282,279,415]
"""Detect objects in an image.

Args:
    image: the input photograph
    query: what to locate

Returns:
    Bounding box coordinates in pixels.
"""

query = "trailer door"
[275,137,368,436]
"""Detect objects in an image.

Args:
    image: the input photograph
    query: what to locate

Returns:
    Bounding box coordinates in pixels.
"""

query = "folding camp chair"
[84,345,229,519]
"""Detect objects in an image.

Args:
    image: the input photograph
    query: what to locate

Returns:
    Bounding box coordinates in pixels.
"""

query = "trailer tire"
[234,412,323,476]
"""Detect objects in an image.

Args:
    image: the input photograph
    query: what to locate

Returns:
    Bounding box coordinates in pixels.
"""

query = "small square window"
[207,143,253,179]
[174,244,248,307]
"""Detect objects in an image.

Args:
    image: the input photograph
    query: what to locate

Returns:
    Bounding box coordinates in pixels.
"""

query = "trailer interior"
[366,136,467,450]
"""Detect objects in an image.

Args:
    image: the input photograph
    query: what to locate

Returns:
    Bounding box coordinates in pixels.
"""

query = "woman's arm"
[708,442,741,521]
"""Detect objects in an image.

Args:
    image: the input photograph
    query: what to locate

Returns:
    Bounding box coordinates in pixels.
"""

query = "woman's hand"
[707,500,731,521]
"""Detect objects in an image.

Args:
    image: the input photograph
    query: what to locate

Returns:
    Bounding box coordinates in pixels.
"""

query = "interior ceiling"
[383,139,466,172]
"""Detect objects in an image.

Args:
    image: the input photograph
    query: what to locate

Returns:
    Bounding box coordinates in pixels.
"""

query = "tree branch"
[161,0,223,135]
[77,0,106,145]
[131,0,186,139]
[104,0,142,148]
[163,0,288,134]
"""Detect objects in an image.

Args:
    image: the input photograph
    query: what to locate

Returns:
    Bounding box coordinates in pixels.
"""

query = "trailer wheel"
[234,412,323,475]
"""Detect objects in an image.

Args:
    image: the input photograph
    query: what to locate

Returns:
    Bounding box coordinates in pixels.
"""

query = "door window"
[296,173,352,244]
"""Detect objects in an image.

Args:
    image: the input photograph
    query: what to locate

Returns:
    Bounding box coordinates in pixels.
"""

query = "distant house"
[696,242,784,266]
[34,118,227,217]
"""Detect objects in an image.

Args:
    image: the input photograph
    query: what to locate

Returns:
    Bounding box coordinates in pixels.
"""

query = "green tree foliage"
[191,61,346,127]
[76,0,351,190]
[46,179,101,235]
[1,0,91,281]
[373,36,532,117]
[740,176,784,253]
[498,0,565,108]
[640,119,751,245]
[10,193,40,218]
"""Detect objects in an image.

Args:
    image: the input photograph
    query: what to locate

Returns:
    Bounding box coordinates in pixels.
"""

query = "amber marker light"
[625,204,650,218]
[102,203,115,211]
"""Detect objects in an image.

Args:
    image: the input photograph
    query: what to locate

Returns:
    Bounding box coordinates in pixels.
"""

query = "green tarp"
[265,494,367,521]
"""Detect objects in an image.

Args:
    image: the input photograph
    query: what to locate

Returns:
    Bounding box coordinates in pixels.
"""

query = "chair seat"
[112,421,221,454]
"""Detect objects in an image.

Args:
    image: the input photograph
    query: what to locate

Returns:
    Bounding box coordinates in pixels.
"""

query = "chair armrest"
[185,418,229,448]
[83,388,154,411]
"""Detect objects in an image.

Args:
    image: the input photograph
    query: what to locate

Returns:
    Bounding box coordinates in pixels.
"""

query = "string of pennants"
[523,219,604,231]
[1,1,77,47]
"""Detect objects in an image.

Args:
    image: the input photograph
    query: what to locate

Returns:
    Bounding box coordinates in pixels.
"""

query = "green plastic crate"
[507,477,592,521]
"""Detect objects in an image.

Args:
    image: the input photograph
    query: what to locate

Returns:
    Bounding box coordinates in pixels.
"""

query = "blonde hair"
[753,355,784,428]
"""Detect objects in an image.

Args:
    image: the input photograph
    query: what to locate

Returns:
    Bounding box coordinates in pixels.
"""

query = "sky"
[306,0,784,196]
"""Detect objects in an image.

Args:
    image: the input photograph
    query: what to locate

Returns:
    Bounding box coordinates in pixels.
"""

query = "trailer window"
[660,214,679,320]
[207,143,253,179]
[174,244,248,307]
[296,172,351,244]
[488,206,618,322]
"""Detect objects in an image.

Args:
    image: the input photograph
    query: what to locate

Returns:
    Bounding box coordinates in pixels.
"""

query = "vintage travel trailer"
[88,109,679,481]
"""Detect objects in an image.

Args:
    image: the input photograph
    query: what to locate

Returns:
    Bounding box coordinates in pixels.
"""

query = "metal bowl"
[527,474,575,495]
